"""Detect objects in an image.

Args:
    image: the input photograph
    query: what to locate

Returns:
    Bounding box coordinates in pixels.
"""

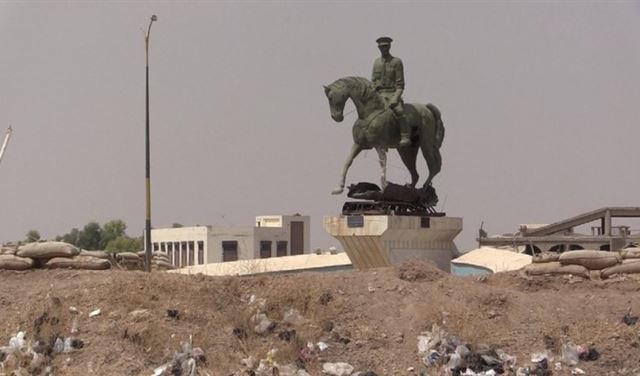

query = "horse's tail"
[426,103,444,148]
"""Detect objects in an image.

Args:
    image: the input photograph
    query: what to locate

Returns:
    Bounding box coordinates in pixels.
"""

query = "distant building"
[478,207,640,253]
[150,214,310,267]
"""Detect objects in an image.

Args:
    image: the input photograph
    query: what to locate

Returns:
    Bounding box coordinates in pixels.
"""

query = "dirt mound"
[0,267,639,375]
[397,260,445,282]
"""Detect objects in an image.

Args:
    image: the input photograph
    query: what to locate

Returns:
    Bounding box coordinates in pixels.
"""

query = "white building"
[150,214,310,267]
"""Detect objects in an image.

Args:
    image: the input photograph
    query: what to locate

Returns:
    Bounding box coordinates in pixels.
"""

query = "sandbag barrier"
[0,241,175,271]
[525,249,640,279]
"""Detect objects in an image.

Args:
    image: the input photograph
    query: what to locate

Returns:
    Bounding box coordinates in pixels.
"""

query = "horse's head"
[323,82,348,122]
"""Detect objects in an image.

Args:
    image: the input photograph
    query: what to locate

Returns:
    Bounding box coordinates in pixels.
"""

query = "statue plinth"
[324,214,462,272]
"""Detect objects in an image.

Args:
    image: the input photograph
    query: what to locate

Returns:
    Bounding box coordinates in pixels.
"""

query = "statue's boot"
[397,114,411,147]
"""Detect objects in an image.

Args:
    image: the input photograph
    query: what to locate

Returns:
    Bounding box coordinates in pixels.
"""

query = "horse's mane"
[334,76,381,105]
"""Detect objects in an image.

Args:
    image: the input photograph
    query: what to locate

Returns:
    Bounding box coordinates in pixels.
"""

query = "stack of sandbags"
[115,252,141,270]
[14,241,79,269]
[600,248,640,279]
[135,251,175,271]
[151,252,174,271]
[525,249,640,279]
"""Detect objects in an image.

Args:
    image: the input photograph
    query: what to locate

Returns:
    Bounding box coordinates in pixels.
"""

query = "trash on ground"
[322,362,354,376]
[88,309,101,318]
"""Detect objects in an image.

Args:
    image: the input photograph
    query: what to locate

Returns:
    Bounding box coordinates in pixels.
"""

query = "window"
[260,241,272,258]
[222,241,238,262]
[276,241,288,257]
[347,216,364,228]
[174,242,180,266]
[188,241,195,266]
[197,241,204,264]
[153,242,159,251]
[160,242,166,252]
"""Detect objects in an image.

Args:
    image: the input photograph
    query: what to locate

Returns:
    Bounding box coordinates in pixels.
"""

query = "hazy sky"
[1,1,639,251]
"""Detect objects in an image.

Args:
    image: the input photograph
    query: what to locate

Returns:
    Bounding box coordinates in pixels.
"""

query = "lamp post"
[144,15,157,272]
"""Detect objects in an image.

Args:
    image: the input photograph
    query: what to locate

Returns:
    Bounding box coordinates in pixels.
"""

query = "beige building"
[150,214,310,267]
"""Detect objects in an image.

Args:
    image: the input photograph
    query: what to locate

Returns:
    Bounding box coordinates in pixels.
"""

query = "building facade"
[150,215,310,267]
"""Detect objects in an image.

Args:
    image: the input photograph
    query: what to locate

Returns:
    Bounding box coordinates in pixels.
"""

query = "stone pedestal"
[323,215,462,272]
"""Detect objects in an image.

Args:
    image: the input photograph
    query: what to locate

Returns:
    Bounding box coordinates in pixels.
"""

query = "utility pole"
[144,15,157,272]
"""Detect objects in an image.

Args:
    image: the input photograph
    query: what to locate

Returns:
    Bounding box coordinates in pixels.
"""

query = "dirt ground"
[1,261,640,375]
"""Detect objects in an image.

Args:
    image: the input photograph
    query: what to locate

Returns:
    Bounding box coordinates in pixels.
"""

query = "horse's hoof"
[331,188,344,195]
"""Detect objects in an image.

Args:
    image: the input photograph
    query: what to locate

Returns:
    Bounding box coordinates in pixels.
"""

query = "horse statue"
[323,76,445,195]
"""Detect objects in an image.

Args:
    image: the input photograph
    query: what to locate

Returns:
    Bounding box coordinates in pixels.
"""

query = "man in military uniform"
[371,36,411,147]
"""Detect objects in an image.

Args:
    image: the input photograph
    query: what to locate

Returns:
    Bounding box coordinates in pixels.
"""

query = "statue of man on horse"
[323,37,445,200]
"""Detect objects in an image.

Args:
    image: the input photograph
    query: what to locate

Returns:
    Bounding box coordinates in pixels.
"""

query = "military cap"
[376,36,393,46]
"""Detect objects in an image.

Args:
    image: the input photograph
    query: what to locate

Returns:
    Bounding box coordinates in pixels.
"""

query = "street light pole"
[144,15,157,272]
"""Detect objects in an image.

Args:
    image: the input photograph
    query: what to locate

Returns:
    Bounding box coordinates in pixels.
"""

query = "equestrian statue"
[323,37,445,205]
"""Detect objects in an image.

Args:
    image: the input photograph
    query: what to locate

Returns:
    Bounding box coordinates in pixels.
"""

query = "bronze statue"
[323,76,444,195]
[371,37,411,147]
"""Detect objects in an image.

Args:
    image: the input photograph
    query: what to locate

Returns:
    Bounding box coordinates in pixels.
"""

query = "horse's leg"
[375,146,388,189]
[421,143,442,187]
[332,143,362,194]
[397,146,419,187]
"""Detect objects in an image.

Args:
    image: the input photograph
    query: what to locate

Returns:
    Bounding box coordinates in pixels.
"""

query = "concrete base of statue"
[323,214,462,272]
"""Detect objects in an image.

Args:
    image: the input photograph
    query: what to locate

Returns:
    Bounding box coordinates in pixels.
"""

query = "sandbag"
[116,252,139,260]
[152,260,174,269]
[622,249,640,259]
[523,262,589,278]
[0,246,17,255]
[137,251,167,257]
[601,262,640,279]
[532,253,560,263]
[0,254,34,270]
[558,250,620,270]
[79,250,109,259]
[16,242,79,259]
[44,256,111,270]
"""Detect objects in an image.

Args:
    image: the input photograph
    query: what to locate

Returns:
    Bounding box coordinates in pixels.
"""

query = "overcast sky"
[1,1,639,251]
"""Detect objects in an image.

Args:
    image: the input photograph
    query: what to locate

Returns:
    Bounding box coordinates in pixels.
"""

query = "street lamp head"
[151,15,158,22]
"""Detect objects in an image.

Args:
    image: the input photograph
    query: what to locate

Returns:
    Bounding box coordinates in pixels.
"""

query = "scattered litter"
[322,362,354,376]
[153,337,205,376]
[622,311,638,326]
[69,306,79,314]
[317,341,329,351]
[88,309,101,318]
[167,309,180,320]
[283,308,305,325]
[70,317,79,334]
[63,337,84,353]
[251,312,275,334]
[415,323,518,375]
[278,329,297,342]
[1,330,82,375]
[560,341,579,366]
[578,346,599,361]
[530,351,550,363]
[571,368,585,375]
